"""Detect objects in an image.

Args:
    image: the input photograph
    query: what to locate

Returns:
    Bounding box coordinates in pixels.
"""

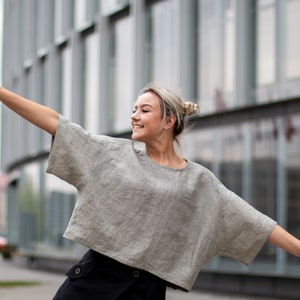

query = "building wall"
[1,0,300,297]
[0,190,6,234]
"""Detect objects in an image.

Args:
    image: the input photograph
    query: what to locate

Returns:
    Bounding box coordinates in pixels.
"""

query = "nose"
[131,110,140,120]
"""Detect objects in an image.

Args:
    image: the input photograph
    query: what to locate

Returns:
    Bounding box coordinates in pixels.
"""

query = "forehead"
[134,91,161,108]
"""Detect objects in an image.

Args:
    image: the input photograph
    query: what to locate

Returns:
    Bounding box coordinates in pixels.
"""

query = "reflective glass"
[84,32,100,133]
[250,118,277,260]
[54,0,73,41]
[182,129,214,171]
[218,126,243,197]
[285,114,300,264]
[255,0,275,88]
[61,47,73,120]
[199,0,236,113]
[148,0,175,88]
[17,164,42,248]
[286,0,300,80]
[109,15,134,132]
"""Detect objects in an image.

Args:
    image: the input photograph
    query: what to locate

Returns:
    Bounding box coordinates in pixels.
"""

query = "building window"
[284,0,300,97]
[250,118,277,260]
[22,0,36,63]
[37,0,55,55]
[84,32,100,133]
[146,0,175,89]
[183,128,214,171]
[218,126,243,197]
[61,46,73,120]
[74,0,98,31]
[18,165,43,248]
[251,119,277,216]
[46,191,76,247]
[286,114,300,264]
[54,0,74,44]
[108,10,134,133]
[255,0,276,102]
[198,0,236,113]
[255,0,300,102]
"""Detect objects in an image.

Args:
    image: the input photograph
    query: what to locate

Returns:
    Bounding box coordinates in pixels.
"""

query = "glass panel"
[37,0,45,46]
[199,0,236,113]
[182,129,213,170]
[223,0,235,100]
[218,126,243,197]
[251,118,277,260]
[55,0,63,38]
[256,0,275,86]
[61,47,73,120]
[148,0,174,88]
[75,0,86,29]
[255,0,276,101]
[173,115,300,266]
[46,191,75,248]
[23,0,36,61]
[109,15,134,132]
[55,0,74,41]
[18,164,42,248]
[9,1,22,72]
[44,162,77,249]
[284,0,300,98]
[86,0,98,21]
[285,0,300,80]
[184,125,243,197]
[255,0,300,101]
[84,32,100,132]
[75,0,96,30]
[286,114,300,264]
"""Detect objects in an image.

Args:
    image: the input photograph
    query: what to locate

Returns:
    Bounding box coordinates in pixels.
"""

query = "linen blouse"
[46,115,276,291]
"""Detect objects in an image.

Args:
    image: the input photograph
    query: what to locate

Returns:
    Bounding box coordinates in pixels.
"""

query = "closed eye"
[133,103,155,113]
[132,109,150,113]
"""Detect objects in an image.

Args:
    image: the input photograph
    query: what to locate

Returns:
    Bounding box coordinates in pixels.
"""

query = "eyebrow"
[133,103,155,109]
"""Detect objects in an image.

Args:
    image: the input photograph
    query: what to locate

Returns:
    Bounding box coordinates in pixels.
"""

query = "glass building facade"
[1,0,300,298]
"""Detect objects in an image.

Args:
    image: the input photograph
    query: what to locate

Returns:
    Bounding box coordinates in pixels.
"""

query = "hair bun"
[183,102,200,116]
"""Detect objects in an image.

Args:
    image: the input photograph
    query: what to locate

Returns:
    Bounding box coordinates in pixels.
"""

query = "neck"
[145,141,186,169]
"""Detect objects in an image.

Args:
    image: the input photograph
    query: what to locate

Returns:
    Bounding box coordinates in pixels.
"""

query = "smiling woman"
[131,92,164,143]
[0,83,300,300]
[131,84,199,169]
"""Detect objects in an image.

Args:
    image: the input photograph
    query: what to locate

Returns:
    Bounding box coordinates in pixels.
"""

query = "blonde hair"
[140,83,200,140]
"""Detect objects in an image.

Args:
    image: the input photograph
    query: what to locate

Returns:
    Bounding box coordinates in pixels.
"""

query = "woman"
[0,84,300,300]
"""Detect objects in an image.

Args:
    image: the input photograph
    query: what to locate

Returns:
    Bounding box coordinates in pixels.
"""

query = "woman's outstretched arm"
[0,87,59,136]
[268,224,300,257]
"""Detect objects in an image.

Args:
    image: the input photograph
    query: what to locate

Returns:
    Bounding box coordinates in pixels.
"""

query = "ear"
[163,115,176,130]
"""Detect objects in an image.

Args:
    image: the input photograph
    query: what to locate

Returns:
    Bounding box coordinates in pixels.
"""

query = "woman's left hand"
[268,224,300,257]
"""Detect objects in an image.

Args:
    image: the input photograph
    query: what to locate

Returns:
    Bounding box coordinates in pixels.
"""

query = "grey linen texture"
[46,115,277,291]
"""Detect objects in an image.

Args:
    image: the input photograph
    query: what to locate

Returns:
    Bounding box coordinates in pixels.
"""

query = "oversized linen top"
[46,115,276,291]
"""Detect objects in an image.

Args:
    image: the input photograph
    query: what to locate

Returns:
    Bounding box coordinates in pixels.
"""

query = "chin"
[131,134,144,143]
[131,133,139,141]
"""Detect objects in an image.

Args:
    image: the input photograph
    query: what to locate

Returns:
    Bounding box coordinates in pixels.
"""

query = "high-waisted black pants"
[52,249,167,300]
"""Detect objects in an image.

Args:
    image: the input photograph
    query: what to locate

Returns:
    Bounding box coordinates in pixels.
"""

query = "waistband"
[83,249,163,282]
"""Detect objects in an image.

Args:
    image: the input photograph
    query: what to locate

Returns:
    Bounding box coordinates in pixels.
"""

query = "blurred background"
[0,0,299,298]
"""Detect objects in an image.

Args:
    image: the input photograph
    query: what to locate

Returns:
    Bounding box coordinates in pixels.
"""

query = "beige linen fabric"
[46,115,276,291]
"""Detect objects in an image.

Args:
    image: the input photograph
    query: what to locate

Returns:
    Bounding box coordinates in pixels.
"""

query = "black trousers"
[53,250,167,300]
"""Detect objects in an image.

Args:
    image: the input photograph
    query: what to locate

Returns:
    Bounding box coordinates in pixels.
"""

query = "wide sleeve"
[214,177,277,265]
[46,115,106,189]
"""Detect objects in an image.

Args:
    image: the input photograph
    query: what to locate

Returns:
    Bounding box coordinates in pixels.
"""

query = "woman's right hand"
[0,86,59,136]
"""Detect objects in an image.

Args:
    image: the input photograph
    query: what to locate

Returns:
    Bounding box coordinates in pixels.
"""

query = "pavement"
[0,256,274,300]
